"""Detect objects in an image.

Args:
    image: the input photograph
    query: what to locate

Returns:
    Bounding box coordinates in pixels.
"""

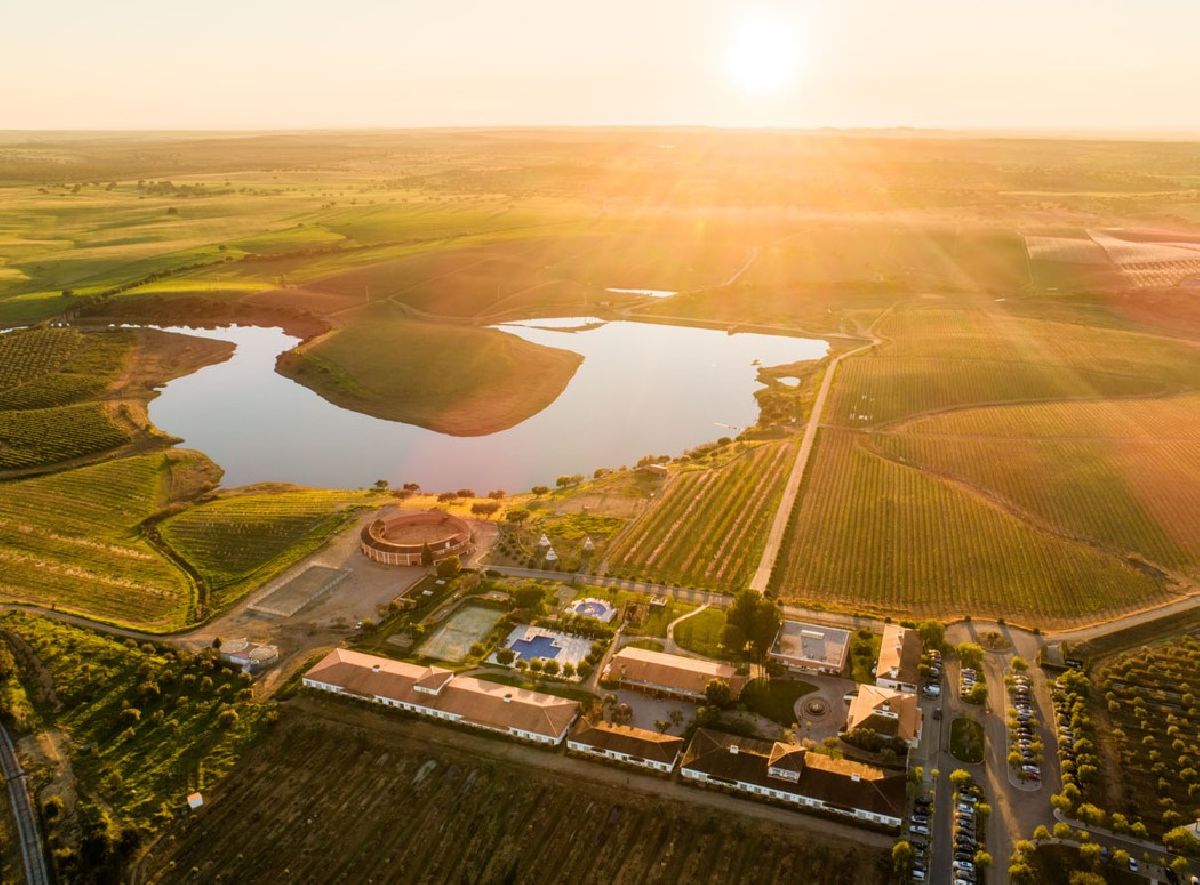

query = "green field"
[771,429,1166,626]
[278,308,583,435]
[602,441,794,591]
[159,489,372,613]
[0,452,219,629]
[0,327,134,470]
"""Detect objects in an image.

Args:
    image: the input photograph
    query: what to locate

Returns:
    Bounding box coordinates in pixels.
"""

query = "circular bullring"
[360,510,473,566]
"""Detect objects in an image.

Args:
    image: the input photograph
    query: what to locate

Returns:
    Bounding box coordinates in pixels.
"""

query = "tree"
[436,555,461,578]
[560,662,575,678]
[543,660,560,676]
[725,591,782,661]
[654,719,671,734]
[512,585,545,613]
[420,543,434,567]
[372,479,389,492]
[916,620,946,650]
[1163,825,1200,855]
[705,679,734,708]
[891,840,913,872]
[973,850,992,870]
[1112,849,1130,867]
[1033,825,1051,841]
[1078,842,1101,865]
[949,769,973,791]
[1052,822,1072,840]
[217,707,239,728]
[720,622,748,655]
[957,642,985,668]
[1068,874,1104,885]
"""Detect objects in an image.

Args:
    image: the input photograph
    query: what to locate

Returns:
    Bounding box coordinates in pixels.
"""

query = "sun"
[726,16,801,96]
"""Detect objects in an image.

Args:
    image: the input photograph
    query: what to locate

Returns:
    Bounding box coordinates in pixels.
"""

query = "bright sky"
[3,0,1197,131]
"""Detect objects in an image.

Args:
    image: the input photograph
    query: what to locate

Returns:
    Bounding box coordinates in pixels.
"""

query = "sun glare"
[726,16,801,96]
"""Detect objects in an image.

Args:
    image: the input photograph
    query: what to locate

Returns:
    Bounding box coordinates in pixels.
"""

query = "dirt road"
[749,311,890,591]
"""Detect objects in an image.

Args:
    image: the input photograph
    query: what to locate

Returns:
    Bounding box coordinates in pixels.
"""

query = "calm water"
[147,320,826,490]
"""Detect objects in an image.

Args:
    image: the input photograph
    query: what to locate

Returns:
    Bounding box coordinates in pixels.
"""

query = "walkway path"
[749,309,891,591]
[0,724,49,885]
[663,603,708,654]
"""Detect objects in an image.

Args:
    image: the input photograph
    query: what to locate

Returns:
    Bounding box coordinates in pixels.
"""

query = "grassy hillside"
[278,310,583,435]
[159,489,372,612]
[0,452,219,630]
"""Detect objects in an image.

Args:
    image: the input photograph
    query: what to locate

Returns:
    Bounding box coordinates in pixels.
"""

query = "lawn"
[672,608,730,659]
[949,718,985,764]
[277,306,583,436]
[741,678,816,726]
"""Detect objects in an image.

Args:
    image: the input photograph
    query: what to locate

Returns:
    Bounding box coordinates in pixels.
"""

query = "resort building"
[845,685,923,748]
[605,647,746,701]
[680,729,906,829]
[769,621,851,675]
[303,649,578,745]
[360,509,473,567]
[566,718,685,773]
[875,625,922,693]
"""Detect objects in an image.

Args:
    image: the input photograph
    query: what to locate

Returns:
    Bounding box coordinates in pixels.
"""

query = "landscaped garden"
[741,677,816,727]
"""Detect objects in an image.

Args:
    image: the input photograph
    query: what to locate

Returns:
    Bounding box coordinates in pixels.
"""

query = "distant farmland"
[140,700,886,884]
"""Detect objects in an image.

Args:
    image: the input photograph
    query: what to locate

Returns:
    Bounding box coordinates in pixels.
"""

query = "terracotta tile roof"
[875,625,922,685]
[306,648,449,704]
[569,718,685,764]
[767,741,807,773]
[305,649,578,740]
[437,676,579,740]
[681,729,906,819]
[846,685,922,741]
[607,647,745,696]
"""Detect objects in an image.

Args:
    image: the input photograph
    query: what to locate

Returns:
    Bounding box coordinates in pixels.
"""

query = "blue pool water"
[511,635,562,661]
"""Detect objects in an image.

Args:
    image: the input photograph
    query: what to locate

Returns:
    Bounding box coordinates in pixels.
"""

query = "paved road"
[0,724,49,885]
[749,312,890,591]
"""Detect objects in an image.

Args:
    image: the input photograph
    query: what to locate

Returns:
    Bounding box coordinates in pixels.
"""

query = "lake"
[147,319,827,490]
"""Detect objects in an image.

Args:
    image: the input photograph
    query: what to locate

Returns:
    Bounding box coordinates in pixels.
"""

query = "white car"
[910,824,930,836]
[1128,858,1139,872]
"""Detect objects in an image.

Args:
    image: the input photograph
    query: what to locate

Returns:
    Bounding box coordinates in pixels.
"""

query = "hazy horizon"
[4,0,1198,132]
